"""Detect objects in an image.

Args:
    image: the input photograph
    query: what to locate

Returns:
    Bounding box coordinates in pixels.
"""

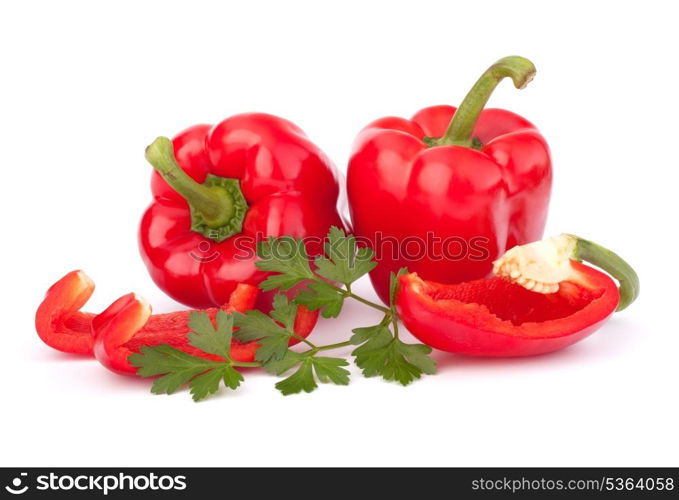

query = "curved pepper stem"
[568,235,640,311]
[145,137,249,243]
[429,56,536,148]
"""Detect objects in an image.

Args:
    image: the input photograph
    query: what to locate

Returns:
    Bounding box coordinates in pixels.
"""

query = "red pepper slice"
[92,285,318,375]
[35,270,96,355]
[35,271,318,363]
[396,235,639,357]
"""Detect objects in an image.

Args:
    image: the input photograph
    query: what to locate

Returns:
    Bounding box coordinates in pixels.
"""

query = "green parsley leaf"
[221,365,246,390]
[232,309,287,342]
[352,327,436,386]
[350,323,390,345]
[260,350,305,376]
[275,358,317,395]
[188,369,223,401]
[314,226,377,286]
[129,344,222,398]
[131,345,215,381]
[256,236,314,291]
[312,357,351,385]
[255,335,292,364]
[187,310,232,359]
[294,281,345,318]
[351,324,393,352]
[385,341,436,385]
[189,365,244,401]
[233,294,299,363]
[129,311,247,401]
[269,294,297,331]
[273,355,351,395]
[394,342,437,375]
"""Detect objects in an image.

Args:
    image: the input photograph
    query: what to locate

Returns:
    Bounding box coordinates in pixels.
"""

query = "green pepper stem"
[145,137,232,227]
[145,137,249,242]
[431,56,536,148]
[569,235,640,311]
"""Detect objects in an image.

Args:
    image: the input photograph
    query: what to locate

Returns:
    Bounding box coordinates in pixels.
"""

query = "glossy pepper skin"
[396,235,639,357]
[141,113,347,310]
[347,57,551,304]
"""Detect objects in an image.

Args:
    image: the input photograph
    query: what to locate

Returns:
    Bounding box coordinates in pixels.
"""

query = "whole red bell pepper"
[141,113,347,310]
[347,56,551,304]
[396,234,639,357]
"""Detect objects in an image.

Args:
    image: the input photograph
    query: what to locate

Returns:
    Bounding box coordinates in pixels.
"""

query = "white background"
[1,0,677,467]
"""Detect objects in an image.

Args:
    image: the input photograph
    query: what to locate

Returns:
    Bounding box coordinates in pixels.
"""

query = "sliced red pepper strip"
[93,284,318,375]
[396,235,638,357]
[36,271,319,363]
[35,270,96,355]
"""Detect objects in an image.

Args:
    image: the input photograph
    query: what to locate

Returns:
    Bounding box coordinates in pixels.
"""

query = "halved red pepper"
[92,286,318,375]
[396,235,639,357]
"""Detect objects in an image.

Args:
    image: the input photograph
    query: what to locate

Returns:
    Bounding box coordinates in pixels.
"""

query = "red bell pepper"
[396,235,639,357]
[347,56,551,304]
[141,113,347,311]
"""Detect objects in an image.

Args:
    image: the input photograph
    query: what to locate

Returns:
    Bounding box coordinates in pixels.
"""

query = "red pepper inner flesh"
[60,312,95,334]
[397,262,621,356]
[423,275,603,326]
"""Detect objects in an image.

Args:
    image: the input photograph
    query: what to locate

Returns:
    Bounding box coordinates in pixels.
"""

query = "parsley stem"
[316,340,353,352]
[380,313,392,326]
[292,333,317,349]
[302,339,353,357]
[232,361,262,368]
[309,276,391,313]
[391,315,400,339]
[388,280,401,339]
[346,290,391,314]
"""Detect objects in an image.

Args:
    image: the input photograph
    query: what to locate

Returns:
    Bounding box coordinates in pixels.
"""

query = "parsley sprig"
[258,227,389,318]
[131,227,436,400]
[128,311,255,401]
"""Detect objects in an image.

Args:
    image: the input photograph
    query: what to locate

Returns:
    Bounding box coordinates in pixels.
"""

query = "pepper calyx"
[145,137,249,243]
[188,175,248,243]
